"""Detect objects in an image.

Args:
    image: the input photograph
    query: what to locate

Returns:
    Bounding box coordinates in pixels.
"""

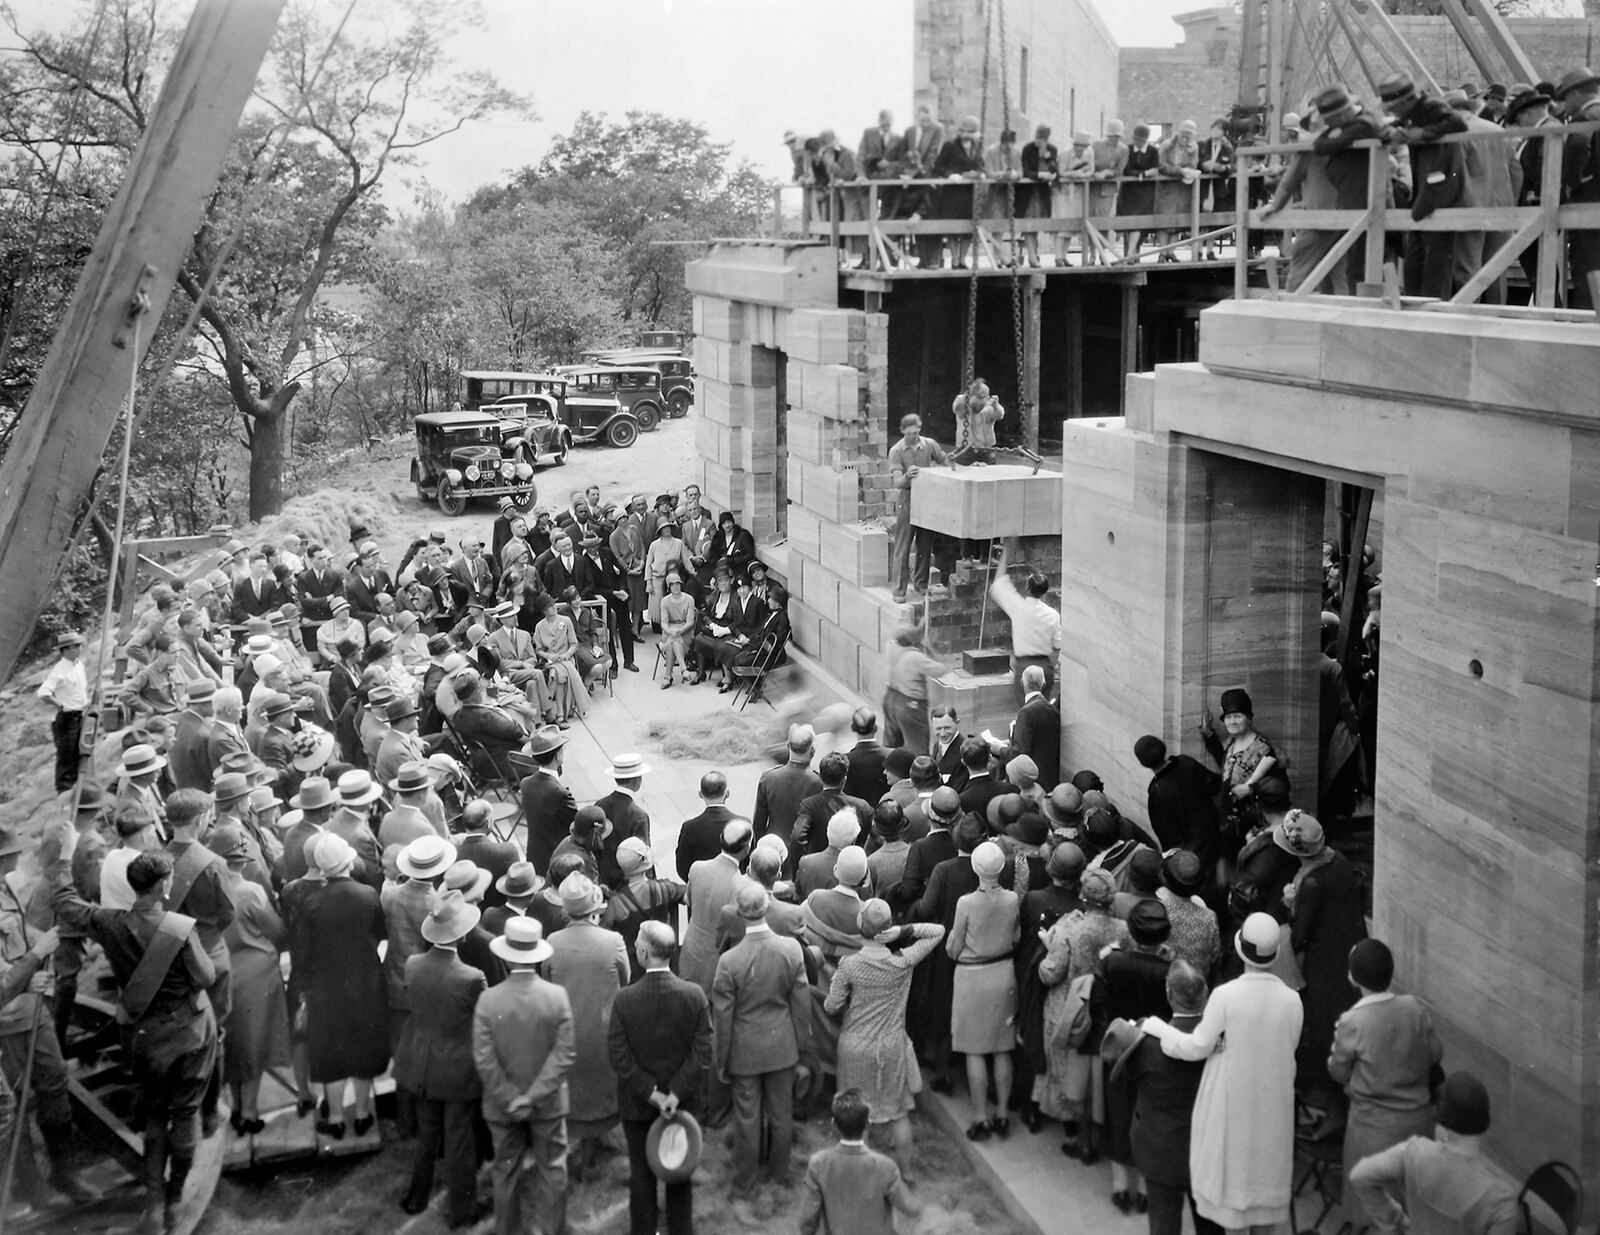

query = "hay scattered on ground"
[252,488,404,558]
[644,711,786,765]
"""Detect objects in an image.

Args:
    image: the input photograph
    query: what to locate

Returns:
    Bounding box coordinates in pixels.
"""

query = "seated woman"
[559,586,612,690]
[732,584,791,677]
[657,570,697,689]
[532,592,589,723]
[645,520,694,634]
[691,568,742,689]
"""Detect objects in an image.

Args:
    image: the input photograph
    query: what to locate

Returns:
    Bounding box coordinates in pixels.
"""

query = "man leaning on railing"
[1376,74,1470,299]
[1555,67,1600,308]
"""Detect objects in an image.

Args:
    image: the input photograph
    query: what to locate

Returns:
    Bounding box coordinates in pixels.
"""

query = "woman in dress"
[602,837,687,979]
[216,825,290,1134]
[326,637,362,760]
[644,521,694,633]
[947,841,1021,1141]
[656,571,697,689]
[544,872,630,1179]
[1200,687,1280,883]
[532,592,589,723]
[1038,867,1130,1161]
[730,584,791,676]
[691,568,741,687]
[558,586,611,690]
[825,898,945,1179]
[294,832,389,1139]
[364,633,414,706]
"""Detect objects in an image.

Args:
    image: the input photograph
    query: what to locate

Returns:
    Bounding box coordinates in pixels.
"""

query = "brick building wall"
[915,0,1119,143]
[1119,5,1600,135]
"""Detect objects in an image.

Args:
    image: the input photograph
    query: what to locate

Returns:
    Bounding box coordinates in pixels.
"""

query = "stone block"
[857,642,886,703]
[798,461,861,524]
[793,362,864,422]
[1125,373,1156,433]
[701,459,737,512]
[693,296,745,343]
[819,521,892,587]
[698,376,777,428]
[683,242,839,309]
[786,455,805,512]
[837,584,890,648]
[790,600,824,657]
[786,308,860,365]
[820,619,862,691]
[909,464,1063,539]
[694,339,778,387]
[787,408,863,468]
[787,505,823,563]
[797,554,843,626]
[963,648,1011,675]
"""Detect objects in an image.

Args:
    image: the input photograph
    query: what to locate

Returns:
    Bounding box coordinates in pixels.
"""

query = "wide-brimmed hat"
[185,677,217,704]
[385,697,419,724]
[398,834,457,880]
[604,753,651,780]
[1161,849,1205,893]
[290,724,335,772]
[492,917,553,965]
[336,769,384,807]
[117,744,167,778]
[495,861,543,899]
[73,784,107,814]
[421,888,481,945]
[248,786,282,815]
[1101,1016,1145,1084]
[616,837,654,878]
[1273,809,1326,858]
[445,859,492,904]
[646,1111,703,1184]
[289,775,336,811]
[244,634,275,656]
[1042,784,1084,830]
[559,871,606,918]
[0,828,25,859]
[213,772,252,805]
[525,725,568,759]
[490,601,517,621]
[1235,911,1281,966]
[1554,67,1600,100]
[55,631,85,650]
[388,761,432,794]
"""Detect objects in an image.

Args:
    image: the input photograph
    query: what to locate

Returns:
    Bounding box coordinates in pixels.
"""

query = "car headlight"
[515,463,534,479]
[500,460,515,478]
[464,465,481,482]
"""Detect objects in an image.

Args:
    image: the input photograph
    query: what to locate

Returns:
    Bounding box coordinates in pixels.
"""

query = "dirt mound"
[251,486,404,558]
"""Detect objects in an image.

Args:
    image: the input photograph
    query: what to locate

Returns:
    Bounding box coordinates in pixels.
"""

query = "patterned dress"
[1036,908,1130,1120]
[824,926,945,1122]
[1157,887,1222,978]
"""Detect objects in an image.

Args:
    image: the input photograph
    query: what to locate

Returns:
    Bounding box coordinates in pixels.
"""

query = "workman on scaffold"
[950,378,1006,466]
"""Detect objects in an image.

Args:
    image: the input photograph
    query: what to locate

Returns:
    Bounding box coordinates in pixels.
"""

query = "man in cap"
[473,918,574,1233]
[712,883,811,1192]
[674,771,737,880]
[1141,911,1303,1232]
[396,881,487,1226]
[1375,74,1471,297]
[1350,1070,1517,1235]
[379,763,446,850]
[37,631,89,792]
[1556,68,1600,306]
[609,919,711,1235]
[752,724,823,863]
[52,847,215,1227]
[328,770,386,891]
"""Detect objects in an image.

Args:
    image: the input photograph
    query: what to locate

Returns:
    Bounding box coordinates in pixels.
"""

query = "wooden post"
[1266,0,1285,136]
[1364,142,1387,288]
[1235,153,1252,299]
[1119,283,1140,414]
[1239,0,1264,108]
[1537,129,1563,308]
[0,0,283,686]
[1022,274,1043,452]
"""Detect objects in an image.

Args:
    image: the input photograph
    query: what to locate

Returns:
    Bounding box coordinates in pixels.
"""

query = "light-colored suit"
[798,1141,919,1235]
[473,970,575,1235]
[680,852,743,994]
[712,925,812,1190]
[544,921,630,1127]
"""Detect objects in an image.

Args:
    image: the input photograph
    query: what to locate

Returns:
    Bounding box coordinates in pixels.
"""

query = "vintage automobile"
[606,354,693,417]
[411,409,546,517]
[482,391,573,465]
[486,377,638,448]
[550,364,664,431]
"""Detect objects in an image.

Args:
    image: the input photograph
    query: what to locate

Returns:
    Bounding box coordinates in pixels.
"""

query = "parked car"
[462,369,639,448]
[549,365,665,431]
[412,410,541,517]
[606,355,694,418]
[487,393,572,466]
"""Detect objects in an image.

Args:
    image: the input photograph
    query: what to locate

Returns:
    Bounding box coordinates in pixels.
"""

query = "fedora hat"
[525,726,569,759]
[444,859,491,904]
[213,772,252,805]
[388,761,432,794]
[0,828,25,859]
[385,697,420,724]
[1272,808,1326,858]
[247,786,282,815]
[117,743,167,779]
[604,753,651,780]
[55,631,85,650]
[1101,1016,1146,1084]
[399,835,456,882]
[73,783,107,814]
[491,917,553,965]
[421,888,481,945]
[261,691,296,718]
[185,677,217,704]
[290,724,335,772]
[1554,67,1600,99]
[559,871,605,918]
[336,769,384,807]
[646,1111,703,1184]
[495,861,543,899]
[289,775,336,811]
[1504,85,1552,121]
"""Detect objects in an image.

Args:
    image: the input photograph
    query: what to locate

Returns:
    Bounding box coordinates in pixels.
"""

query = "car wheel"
[668,391,690,418]
[437,477,468,517]
[606,418,639,448]
[510,486,536,511]
[553,436,570,465]
[635,401,660,432]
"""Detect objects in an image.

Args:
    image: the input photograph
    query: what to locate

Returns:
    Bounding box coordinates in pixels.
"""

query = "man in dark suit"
[454,800,522,911]
[396,893,488,1226]
[956,737,1006,823]
[450,669,528,786]
[929,706,968,792]
[519,727,575,875]
[751,724,822,862]
[230,553,282,625]
[343,540,394,626]
[791,752,871,857]
[712,883,811,1193]
[1135,734,1223,877]
[169,678,217,792]
[579,530,638,673]
[594,754,651,889]
[536,530,593,600]
[843,707,891,804]
[295,543,344,628]
[608,921,712,1235]
[932,114,986,268]
[1012,665,1062,789]
[674,771,736,879]
[798,1089,921,1235]
[892,785,960,913]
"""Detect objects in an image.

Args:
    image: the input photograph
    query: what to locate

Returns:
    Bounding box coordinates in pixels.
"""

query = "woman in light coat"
[644,522,694,632]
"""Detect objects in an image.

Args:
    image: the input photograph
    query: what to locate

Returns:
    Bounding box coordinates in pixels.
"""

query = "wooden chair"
[577,598,615,698]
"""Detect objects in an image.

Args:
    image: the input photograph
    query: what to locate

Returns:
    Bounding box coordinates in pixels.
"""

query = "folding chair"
[1291,1098,1347,1234]
[578,598,614,698]
[440,715,523,842]
[730,630,782,712]
[1520,1161,1583,1235]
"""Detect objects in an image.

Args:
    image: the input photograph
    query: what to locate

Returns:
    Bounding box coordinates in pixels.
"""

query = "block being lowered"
[909,464,1063,539]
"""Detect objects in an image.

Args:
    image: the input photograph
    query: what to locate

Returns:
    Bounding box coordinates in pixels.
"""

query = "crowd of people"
[11,473,1521,1235]
[788,70,1600,305]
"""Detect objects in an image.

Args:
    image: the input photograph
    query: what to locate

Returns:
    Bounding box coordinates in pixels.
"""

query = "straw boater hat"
[604,753,651,780]
[420,889,481,945]
[398,834,457,881]
[117,744,167,779]
[336,769,384,807]
[491,917,553,966]
[646,1110,703,1184]
[55,631,85,650]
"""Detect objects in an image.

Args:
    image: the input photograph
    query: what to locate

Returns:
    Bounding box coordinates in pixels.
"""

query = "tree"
[1382,0,1576,14]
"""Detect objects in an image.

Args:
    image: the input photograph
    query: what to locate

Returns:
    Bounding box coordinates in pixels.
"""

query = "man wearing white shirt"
[37,631,89,792]
[988,546,1062,702]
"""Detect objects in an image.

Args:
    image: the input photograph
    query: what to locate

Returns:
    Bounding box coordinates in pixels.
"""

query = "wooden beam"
[1457,0,1539,84]
[1239,0,1264,106]
[1360,0,1441,93]
[1267,0,1285,128]
[1119,283,1140,415]
[1433,0,1502,84]
[1022,275,1042,452]
[0,0,283,685]
[1537,128,1564,308]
